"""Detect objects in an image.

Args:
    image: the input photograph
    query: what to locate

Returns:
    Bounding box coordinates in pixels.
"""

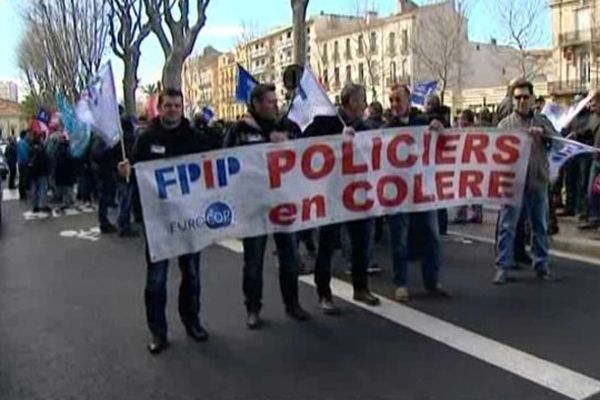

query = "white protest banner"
[136,127,532,262]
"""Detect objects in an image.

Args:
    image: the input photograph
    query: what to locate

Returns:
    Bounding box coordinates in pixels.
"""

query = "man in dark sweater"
[224,84,309,330]
[119,88,216,355]
[304,83,381,314]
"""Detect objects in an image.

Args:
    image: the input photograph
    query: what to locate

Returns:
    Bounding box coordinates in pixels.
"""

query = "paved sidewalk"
[448,206,600,261]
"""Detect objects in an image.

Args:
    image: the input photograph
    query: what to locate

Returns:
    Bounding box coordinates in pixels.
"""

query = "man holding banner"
[225,83,309,330]
[385,83,448,302]
[119,89,215,354]
[494,79,557,284]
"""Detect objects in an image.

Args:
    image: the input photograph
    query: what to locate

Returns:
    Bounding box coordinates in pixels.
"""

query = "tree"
[17,0,108,105]
[108,0,154,116]
[291,0,309,65]
[144,0,211,89]
[411,0,469,104]
[489,0,548,79]
[20,94,38,119]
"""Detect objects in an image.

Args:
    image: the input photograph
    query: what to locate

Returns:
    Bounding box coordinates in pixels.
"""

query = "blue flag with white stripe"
[235,64,259,104]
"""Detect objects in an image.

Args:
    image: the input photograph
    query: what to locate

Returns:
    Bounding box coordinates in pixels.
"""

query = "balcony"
[386,75,411,87]
[559,29,598,47]
[548,78,600,96]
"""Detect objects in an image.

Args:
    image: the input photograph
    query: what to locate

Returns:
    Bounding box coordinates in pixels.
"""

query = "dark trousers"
[97,175,116,229]
[18,164,29,199]
[8,162,16,189]
[314,219,370,300]
[438,208,448,235]
[144,250,201,340]
[564,159,579,214]
[117,180,134,232]
[242,233,299,312]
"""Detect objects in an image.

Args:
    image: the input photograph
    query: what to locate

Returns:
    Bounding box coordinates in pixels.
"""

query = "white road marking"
[218,238,600,400]
[59,227,101,241]
[2,188,19,201]
[447,230,600,268]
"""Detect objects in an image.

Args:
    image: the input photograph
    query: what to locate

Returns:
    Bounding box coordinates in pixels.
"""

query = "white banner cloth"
[136,127,532,261]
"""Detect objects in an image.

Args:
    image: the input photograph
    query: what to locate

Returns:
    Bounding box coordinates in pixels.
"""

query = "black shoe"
[185,323,208,342]
[40,206,52,213]
[246,311,262,330]
[100,224,118,234]
[286,305,310,321]
[147,336,168,355]
[536,268,556,282]
[353,290,380,306]
[32,207,40,213]
[515,252,532,266]
[118,228,138,237]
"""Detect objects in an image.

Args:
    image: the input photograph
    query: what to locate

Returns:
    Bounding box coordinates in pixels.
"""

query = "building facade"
[0,99,27,138]
[549,0,600,100]
[216,52,246,120]
[182,46,221,116]
[0,81,18,102]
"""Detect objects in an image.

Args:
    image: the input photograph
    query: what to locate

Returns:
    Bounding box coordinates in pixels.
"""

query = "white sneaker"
[394,286,409,302]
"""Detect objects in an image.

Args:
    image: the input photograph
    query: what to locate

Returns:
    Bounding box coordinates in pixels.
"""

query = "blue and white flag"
[36,107,51,124]
[235,64,259,104]
[202,106,215,122]
[549,136,600,181]
[56,93,91,159]
[75,62,122,147]
[411,80,438,108]
[543,94,593,134]
[287,65,338,132]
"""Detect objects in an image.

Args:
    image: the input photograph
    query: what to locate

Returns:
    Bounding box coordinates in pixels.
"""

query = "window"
[358,34,364,55]
[389,61,397,84]
[287,31,292,39]
[322,44,328,63]
[358,63,365,83]
[345,38,352,59]
[401,59,407,79]
[576,8,591,31]
[370,32,377,53]
[334,41,339,61]
[389,32,396,54]
[402,29,408,51]
[345,65,352,83]
[334,67,340,88]
[323,68,329,86]
[580,52,591,83]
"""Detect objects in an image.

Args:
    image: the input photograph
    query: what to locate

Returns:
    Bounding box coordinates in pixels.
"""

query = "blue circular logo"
[205,202,233,229]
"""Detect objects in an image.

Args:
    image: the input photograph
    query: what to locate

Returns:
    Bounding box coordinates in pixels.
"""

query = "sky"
[0,0,551,100]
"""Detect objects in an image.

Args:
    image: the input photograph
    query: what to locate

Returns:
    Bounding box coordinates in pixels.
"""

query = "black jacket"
[55,142,76,186]
[133,117,216,163]
[303,108,367,138]
[224,112,278,148]
[29,142,49,177]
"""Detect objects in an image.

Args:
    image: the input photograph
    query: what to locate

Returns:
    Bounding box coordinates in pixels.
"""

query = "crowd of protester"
[4,78,600,354]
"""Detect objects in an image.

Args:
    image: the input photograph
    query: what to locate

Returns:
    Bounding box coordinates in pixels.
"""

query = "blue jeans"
[242,233,299,312]
[587,160,600,225]
[117,181,134,232]
[31,175,48,209]
[144,250,201,339]
[388,211,441,289]
[496,185,550,271]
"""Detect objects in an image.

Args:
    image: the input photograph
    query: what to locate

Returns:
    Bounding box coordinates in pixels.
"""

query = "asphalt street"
[2,194,600,400]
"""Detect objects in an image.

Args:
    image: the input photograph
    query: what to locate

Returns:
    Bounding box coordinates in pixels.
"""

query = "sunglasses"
[514,95,530,101]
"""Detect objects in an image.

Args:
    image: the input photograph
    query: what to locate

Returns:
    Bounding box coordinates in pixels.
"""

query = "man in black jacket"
[119,88,215,355]
[304,83,381,314]
[224,83,309,330]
